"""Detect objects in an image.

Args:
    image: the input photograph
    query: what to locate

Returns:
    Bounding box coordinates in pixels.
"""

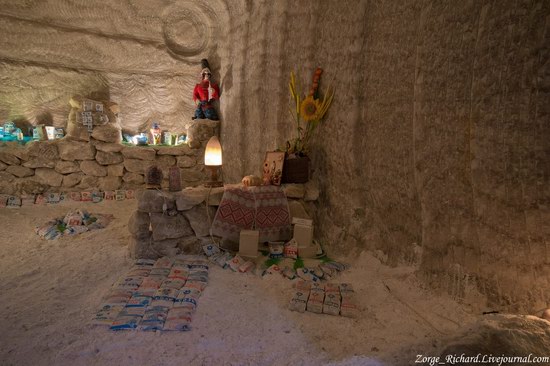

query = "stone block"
[15,179,48,195]
[155,155,176,169]
[96,151,123,165]
[0,152,20,165]
[128,233,157,260]
[27,141,59,160]
[156,145,193,156]
[33,168,63,187]
[136,189,176,213]
[77,175,99,190]
[150,212,194,241]
[283,183,305,199]
[22,158,56,169]
[55,161,81,174]
[107,163,124,177]
[177,155,196,168]
[123,158,147,174]
[182,204,217,237]
[99,176,122,191]
[91,123,122,143]
[152,238,181,257]
[185,119,219,146]
[121,146,156,161]
[304,181,320,201]
[0,180,16,195]
[93,141,124,153]
[128,211,150,236]
[58,140,96,161]
[0,171,15,182]
[180,167,206,182]
[6,146,30,161]
[175,187,207,210]
[80,160,107,176]
[62,173,84,187]
[288,200,311,220]
[6,165,34,178]
[177,236,204,254]
[0,161,6,170]
[123,172,144,185]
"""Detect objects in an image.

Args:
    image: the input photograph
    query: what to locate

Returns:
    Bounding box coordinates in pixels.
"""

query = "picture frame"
[262,151,285,186]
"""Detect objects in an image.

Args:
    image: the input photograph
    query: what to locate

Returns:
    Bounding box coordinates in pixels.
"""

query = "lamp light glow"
[204,136,223,187]
[204,136,222,166]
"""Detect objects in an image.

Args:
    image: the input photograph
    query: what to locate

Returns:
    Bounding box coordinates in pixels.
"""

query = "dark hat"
[200,59,211,75]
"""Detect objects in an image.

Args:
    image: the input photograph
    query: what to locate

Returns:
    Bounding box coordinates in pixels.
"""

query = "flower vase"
[282,155,310,183]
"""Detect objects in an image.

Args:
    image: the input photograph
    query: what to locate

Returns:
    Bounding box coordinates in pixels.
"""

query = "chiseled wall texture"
[0,0,548,311]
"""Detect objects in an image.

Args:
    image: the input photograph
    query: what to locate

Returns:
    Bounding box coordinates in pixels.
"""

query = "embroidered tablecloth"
[211,185,292,242]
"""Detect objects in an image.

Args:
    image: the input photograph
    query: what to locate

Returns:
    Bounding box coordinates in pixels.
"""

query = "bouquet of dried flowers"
[285,67,334,156]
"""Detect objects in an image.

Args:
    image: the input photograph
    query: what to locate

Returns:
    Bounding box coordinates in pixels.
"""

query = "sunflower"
[300,96,321,122]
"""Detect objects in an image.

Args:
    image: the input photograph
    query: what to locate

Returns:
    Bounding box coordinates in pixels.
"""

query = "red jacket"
[193,81,220,108]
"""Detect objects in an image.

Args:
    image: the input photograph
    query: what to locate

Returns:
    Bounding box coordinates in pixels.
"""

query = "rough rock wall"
[0,0,231,133]
[0,0,548,311]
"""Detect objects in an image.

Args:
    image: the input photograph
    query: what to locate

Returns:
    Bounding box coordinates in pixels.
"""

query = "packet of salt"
[296,268,320,282]
[126,295,152,308]
[160,279,186,290]
[227,255,246,271]
[238,261,255,273]
[69,192,81,201]
[262,264,281,276]
[92,304,124,325]
[282,266,296,279]
[154,287,179,300]
[322,292,341,316]
[93,304,124,325]
[306,285,325,314]
[295,280,312,292]
[202,244,220,257]
[167,266,189,281]
[153,256,174,269]
[163,308,193,331]
[283,238,298,259]
[289,290,309,312]
[109,315,141,331]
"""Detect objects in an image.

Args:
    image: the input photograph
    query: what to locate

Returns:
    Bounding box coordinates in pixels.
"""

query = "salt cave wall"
[0,0,548,311]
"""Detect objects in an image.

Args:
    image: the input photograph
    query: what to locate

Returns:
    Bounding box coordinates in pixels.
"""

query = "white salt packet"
[322,292,341,316]
[289,291,309,313]
[164,308,193,331]
[227,255,246,271]
[160,279,186,290]
[238,261,255,273]
[283,238,298,259]
[153,256,173,269]
[306,286,325,314]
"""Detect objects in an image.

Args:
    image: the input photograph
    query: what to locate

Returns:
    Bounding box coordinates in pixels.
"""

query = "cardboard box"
[291,217,313,227]
[293,223,313,248]
[239,230,259,258]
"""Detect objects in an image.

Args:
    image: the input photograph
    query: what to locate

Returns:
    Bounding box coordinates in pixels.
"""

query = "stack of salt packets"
[92,255,209,331]
[288,281,359,318]
[203,244,255,273]
[94,258,154,327]
[339,283,359,318]
[289,280,311,312]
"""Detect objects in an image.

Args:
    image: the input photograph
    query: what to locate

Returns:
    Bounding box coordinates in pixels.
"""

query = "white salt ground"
[0,199,484,366]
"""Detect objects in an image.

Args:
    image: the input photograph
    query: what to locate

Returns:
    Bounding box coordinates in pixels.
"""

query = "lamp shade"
[204,136,222,166]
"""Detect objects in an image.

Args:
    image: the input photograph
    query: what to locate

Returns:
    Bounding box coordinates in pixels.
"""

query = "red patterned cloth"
[211,185,292,243]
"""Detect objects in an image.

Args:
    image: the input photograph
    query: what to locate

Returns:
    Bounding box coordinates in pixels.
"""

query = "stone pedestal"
[128,181,320,260]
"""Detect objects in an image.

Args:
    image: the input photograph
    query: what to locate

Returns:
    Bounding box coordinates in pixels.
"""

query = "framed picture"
[263,151,285,186]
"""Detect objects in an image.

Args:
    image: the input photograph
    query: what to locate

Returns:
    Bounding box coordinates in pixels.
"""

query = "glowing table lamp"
[204,136,223,187]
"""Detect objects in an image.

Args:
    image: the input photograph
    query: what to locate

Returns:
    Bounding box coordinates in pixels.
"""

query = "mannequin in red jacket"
[193,59,220,120]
